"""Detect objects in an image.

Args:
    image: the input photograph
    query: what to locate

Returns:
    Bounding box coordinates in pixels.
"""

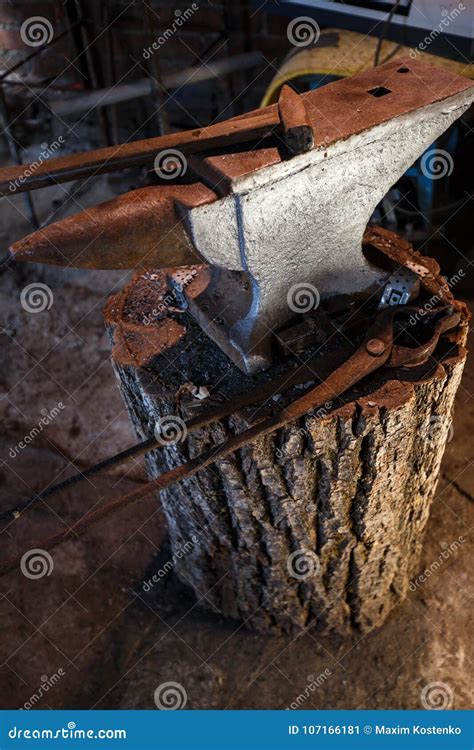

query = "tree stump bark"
[104,264,468,637]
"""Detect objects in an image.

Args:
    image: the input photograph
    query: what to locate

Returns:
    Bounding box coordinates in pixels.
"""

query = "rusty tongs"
[0,302,461,578]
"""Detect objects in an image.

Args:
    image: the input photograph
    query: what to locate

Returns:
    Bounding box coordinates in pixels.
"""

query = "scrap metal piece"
[278,312,329,356]
[378,269,420,308]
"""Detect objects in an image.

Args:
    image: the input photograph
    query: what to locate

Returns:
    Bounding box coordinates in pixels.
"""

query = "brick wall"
[0,1,72,83]
[0,0,292,140]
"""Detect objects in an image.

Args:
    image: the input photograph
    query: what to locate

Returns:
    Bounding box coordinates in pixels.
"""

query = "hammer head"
[8,58,474,374]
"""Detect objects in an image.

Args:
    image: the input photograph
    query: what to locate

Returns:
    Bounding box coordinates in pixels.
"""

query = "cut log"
[104,266,468,636]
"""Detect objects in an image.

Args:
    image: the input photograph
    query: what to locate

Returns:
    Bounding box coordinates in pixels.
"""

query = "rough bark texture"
[105,270,468,636]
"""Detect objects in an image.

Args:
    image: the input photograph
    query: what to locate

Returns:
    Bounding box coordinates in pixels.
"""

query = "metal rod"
[0,346,351,525]
[0,105,278,195]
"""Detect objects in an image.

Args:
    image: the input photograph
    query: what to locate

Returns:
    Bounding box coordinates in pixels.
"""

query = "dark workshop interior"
[0,0,473,713]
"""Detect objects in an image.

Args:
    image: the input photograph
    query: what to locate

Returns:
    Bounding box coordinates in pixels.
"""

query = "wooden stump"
[104,266,468,636]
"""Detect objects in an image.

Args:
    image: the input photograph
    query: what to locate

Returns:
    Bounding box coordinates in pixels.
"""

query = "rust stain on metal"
[278,83,314,153]
[366,338,386,356]
[10,184,217,269]
[189,148,281,197]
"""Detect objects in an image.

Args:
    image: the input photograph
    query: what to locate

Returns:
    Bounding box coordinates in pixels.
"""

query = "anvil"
[3,58,474,373]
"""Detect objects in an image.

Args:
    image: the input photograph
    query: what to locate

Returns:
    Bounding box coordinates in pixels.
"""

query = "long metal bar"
[0,306,460,578]
[0,345,353,525]
[0,108,278,196]
[0,320,392,579]
[0,58,472,198]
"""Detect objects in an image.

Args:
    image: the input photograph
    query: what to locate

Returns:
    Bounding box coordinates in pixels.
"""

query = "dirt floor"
[0,179,472,711]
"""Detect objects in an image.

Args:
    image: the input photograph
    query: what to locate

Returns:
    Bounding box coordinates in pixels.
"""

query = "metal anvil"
[5,59,474,373]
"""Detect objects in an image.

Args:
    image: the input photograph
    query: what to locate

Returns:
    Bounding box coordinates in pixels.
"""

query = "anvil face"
[5,59,474,374]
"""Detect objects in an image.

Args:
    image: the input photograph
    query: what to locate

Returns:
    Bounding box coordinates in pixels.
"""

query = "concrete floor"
[0,181,472,711]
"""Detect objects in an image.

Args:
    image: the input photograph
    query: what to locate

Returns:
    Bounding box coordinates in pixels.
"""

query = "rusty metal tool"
[4,58,473,373]
[0,303,460,578]
[0,342,352,525]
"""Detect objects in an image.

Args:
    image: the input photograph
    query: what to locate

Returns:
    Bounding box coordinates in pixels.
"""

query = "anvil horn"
[10,183,217,269]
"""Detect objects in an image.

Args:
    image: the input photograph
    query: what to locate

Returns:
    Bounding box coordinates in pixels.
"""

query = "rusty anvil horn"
[5,58,474,374]
[10,184,217,269]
